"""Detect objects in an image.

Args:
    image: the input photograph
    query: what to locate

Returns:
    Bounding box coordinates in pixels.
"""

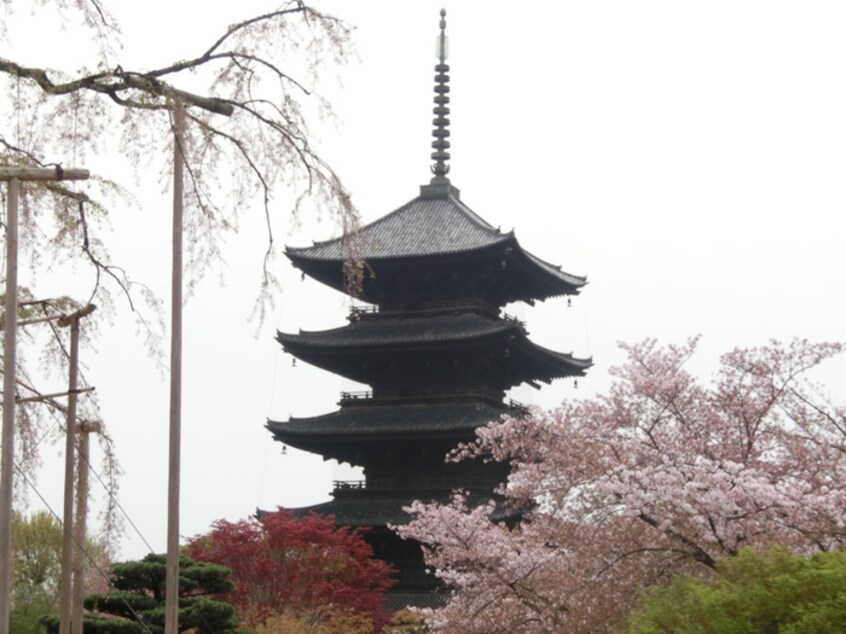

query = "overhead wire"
[14,377,157,555]
[9,303,158,553]
[17,400,226,633]
[13,464,155,634]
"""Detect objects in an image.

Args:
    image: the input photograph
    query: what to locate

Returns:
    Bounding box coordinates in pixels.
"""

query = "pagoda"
[268,10,590,607]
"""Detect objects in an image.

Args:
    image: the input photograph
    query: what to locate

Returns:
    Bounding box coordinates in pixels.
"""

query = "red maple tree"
[186,509,395,630]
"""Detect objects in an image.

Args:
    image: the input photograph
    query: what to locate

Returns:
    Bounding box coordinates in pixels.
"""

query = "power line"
[15,383,156,555]
[13,465,155,634]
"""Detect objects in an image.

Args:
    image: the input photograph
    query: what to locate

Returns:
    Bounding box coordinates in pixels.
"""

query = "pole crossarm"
[58,304,97,327]
[14,386,95,404]
[8,314,65,328]
[1,303,96,330]
[0,167,90,181]
[170,86,234,116]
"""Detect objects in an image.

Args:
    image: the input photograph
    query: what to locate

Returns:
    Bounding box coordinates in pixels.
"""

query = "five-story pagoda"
[268,10,590,606]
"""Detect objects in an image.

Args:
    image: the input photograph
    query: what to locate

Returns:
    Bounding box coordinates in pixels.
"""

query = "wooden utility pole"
[162,94,230,634]
[72,417,100,634]
[0,167,89,634]
[0,177,18,634]
[164,103,185,634]
[57,304,95,634]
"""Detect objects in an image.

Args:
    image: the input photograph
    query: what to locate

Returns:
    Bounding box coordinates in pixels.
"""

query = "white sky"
[8,1,846,560]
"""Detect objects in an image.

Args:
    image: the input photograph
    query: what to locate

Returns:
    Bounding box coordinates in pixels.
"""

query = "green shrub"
[628,546,846,634]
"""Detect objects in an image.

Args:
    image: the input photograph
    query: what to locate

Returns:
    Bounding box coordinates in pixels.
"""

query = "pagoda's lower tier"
[286,490,517,604]
[269,396,518,600]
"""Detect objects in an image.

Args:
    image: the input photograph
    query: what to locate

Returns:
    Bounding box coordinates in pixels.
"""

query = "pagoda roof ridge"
[447,192,510,236]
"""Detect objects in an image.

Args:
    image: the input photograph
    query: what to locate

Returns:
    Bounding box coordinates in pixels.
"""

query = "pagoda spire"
[421,9,460,199]
[431,9,450,182]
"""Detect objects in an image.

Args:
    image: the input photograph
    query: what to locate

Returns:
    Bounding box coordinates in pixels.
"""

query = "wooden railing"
[339,390,373,402]
[507,398,530,418]
[339,386,506,405]
[349,298,500,320]
[337,390,529,417]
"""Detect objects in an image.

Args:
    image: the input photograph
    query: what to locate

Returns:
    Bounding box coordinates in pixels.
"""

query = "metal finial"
[438,9,448,63]
[430,8,451,184]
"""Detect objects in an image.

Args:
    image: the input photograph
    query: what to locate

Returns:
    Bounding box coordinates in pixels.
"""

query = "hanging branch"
[1,1,359,319]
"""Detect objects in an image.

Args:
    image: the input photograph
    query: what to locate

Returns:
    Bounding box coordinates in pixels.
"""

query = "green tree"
[627,546,846,634]
[43,553,242,634]
[12,511,62,610]
[11,511,108,634]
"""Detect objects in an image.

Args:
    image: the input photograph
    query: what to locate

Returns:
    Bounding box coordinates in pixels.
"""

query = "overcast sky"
[11,1,846,560]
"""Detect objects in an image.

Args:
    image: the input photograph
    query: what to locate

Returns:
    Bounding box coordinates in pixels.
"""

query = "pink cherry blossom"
[395,338,846,632]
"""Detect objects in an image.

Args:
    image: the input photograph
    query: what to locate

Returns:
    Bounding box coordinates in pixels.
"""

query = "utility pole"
[72,416,100,634]
[57,304,96,634]
[164,103,185,634]
[1,89,231,634]
[0,167,89,634]
[163,95,231,634]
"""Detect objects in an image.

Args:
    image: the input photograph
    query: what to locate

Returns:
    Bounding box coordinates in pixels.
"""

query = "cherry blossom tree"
[1,0,359,504]
[396,338,846,633]
[1,0,358,307]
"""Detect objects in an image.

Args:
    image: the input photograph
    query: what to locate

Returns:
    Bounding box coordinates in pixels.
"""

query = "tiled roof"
[277,313,519,349]
[286,192,587,291]
[287,194,509,261]
[267,401,508,439]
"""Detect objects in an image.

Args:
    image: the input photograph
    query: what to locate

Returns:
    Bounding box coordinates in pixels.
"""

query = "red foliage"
[186,509,395,629]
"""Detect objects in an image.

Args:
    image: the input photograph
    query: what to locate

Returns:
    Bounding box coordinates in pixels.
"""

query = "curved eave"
[512,243,587,297]
[517,338,593,381]
[276,313,518,351]
[285,239,512,300]
[267,423,484,457]
[267,401,508,444]
[277,324,590,392]
[277,321,590,375]
[287,237,587,300]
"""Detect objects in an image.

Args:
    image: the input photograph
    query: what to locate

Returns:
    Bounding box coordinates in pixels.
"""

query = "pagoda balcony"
[340,386,509,407]
[349,298,504,321]
[332,476,499,496]
[338,389,529,416]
